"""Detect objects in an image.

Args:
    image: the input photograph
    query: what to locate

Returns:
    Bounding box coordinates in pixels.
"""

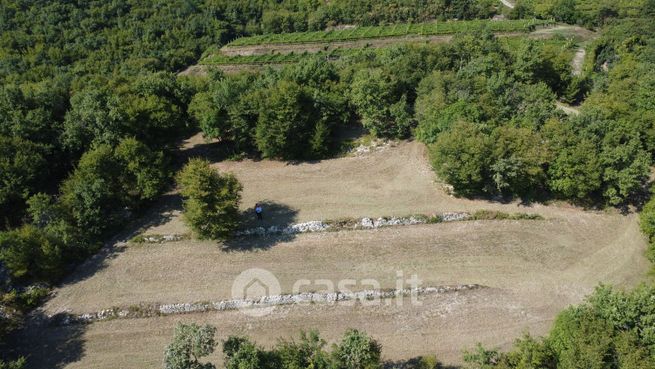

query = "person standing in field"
[255,203,263,220]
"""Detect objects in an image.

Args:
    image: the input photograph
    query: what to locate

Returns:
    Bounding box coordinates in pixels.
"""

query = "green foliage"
[59,145,124,239]
[350,68,413,138]
[0,358,26,369]
[0,136,48,226]
[164,323,217,369]
[466,285,655,369]
[515,0,646,27]
[276,331,331,369]
[471,210,543,221]
[0,225,64,283]
[224,337,269,369]
[429,121,492,196]
[193,57,348,160]
[639,191,655,262]
[598,125,650,206]
[332,329,382,369]
[60,140,169,239]
[463,344,502,369]
[255,80,320,159]
[177,159,242,240]
[114,138,169,203]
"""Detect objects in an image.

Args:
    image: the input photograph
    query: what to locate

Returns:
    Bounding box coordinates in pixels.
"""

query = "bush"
[177,159,242,240]
[471,210,543,221]
[164,323,217,369]
[0,225,65,283]
[332,329,382,369]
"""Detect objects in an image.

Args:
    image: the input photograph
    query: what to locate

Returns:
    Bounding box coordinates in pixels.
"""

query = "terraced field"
[226,19,551,47]
[19,138,650,369]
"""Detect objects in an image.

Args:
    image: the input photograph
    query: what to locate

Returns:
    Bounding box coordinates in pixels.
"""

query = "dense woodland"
[1,0,655,368]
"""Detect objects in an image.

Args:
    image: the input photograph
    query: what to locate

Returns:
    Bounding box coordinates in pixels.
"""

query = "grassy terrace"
[201,36,571,66]
[201,49,353,65]
[226,19,553,47]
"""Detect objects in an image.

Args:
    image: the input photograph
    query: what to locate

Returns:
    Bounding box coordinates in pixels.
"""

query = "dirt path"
[571,47,586,76]
[556,101,581,115]
[499,0,515,9]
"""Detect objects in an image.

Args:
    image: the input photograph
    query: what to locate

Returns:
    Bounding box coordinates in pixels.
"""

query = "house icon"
[232,268,281,316]
[242,278,270,299]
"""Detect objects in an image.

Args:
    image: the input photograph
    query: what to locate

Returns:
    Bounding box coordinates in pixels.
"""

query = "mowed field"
[21,138,650,368]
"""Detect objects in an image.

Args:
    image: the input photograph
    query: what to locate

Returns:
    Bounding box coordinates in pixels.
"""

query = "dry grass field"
[20,137,650,369]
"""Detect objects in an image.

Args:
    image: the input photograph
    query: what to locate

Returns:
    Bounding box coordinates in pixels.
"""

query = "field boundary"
[49,284,485,326]
[134,210,544,243]
[224,19,552,48]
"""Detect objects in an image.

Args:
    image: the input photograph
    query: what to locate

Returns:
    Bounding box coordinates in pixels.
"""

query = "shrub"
[164,323,217,369]
[332,329,382,369]
[0,225,65,283]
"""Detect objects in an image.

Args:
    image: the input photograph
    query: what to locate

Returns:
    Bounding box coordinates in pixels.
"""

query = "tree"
[116,72,191,149]
[0,225,64,283]
[62,86,126,154]
[60,145,124,240]
[0,358,26,369]
[548,137,602,200]
[255,80,319,160]
[489,126,548,197]
[350,68,413,138]
[224,338,266,369]
[114,137,169,204]
[429,121,492,196]
[176,158,242,239]
[501,335,556,369]
[640,191,655,261]
[415,71,461,144]
[164,323,217,369]
[189,74,254,144]
[332,329,381,369]
[275,331,330,369]
[0,136,48,226]
[598,125,650,205]
[462,344,501,369]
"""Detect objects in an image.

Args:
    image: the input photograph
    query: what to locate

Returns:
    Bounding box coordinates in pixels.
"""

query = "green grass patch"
[471,210,544,221]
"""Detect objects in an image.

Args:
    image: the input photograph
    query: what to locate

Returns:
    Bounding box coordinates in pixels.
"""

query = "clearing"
[19,138,650,369]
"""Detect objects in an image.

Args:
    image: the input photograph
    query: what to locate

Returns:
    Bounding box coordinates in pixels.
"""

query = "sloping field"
[190,24,593,75]
[226,19,550,47]
[20,139,650,369]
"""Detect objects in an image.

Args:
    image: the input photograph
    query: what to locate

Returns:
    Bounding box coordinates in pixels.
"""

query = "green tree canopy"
[177,158,242,239]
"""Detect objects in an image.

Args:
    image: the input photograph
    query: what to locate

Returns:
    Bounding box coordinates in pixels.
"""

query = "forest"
[2,0,655,368]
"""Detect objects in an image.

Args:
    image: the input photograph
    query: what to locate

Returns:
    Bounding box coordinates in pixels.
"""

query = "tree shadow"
[223,201,299,251]
[8,311,85,369]
[56,192,185,287]
[131,192,182,231]
[177,136,236,166]
[383,356,461,369]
